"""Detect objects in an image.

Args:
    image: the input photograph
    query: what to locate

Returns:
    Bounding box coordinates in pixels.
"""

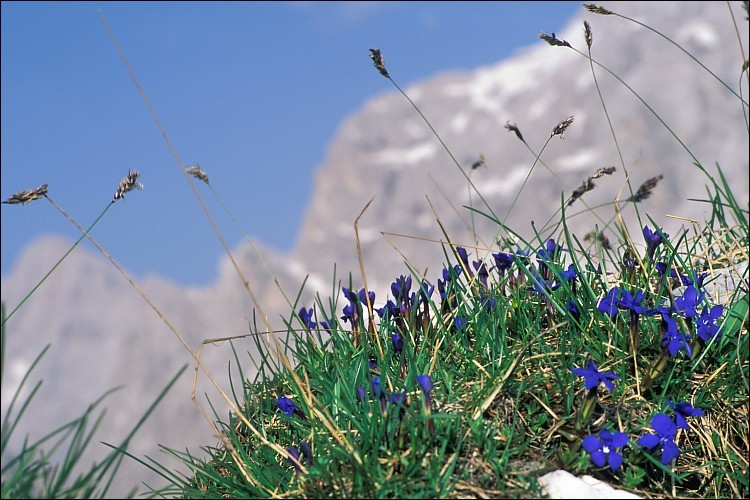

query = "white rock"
[538,470,641,499]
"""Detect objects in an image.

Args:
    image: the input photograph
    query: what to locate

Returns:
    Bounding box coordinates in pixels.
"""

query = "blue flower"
[454,316,467,330]
[416,374,433,394]
[287,446,302,473]
[696,305,723,342]
[567,300,580,321]
[571,359,620,392]
[416,280,434,306]
[597,287,621,318]
[655,262,678,279]
[376,300,399,319]
[618,288,647,315]
[388,391,408,406]
[391,333,404,354]
[638,413,680,465]
[299,440,313,466]
[537,238,561,264]
[473,259,489,288]
[674,285,705,319]
[277,395,298,418]
[372,376,382,396]
[456,246,473,277]
[298,307,316,329]
[582,429,629,470]
[680,271,708,289]
[559,264,578,283]
[391,275,412,306]
[355,385,367,404]
[492,252,515,273]
[643,226,669,260]
[666,401,705,430]
[661,317,692,357]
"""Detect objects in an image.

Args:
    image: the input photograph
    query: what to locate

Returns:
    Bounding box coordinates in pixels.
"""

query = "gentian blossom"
[287,446,302,473]
[571,359,620,392]
[391,333,404,354]
[696,305,724,342]
[277,395,306,419]
[456,246,473,277]
[661,316,692,357]
[637,413,681,465]
[597,287,621,318]
[666,400,705,430]
[582,429,629,470]
[298,307,316,329]
[643,225,669,260]
[299,440,313,466]
[674,285,705,319]
[492,252,515,274]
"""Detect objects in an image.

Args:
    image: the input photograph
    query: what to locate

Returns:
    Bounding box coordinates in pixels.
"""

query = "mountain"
[2,2,747,496]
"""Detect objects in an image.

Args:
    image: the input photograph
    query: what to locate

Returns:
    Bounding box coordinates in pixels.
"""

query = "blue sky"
[1,1,580,286]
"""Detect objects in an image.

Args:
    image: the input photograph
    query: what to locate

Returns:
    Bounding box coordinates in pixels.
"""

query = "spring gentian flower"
[473,259,489,289]
[456,246,473,277]
[391,333,404,354]
[582,430,629,470]
[373,376,387,415]
[638,413,681,465]
[597,287,621,318]
[287,446,302,473]
[417,374,435,434]
[560,264,578,283]
[492,252,515,273]
[666,401,705,430]
[696,305,724,342]
[299,440,313,466]
[567,300,580,321]
[391,275,412,307]
[619,289,646,314]
[661,317,692,357]
[680,271,708,289]
[643,226,669,260]
[674,286,705,318]
[299,307,316,329]
[571,359,620,392]
[277,395,306,419]
[355,385,367,404]
[388,392,408,406]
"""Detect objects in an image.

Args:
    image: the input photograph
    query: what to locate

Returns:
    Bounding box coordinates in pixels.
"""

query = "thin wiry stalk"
[2,200,114,325]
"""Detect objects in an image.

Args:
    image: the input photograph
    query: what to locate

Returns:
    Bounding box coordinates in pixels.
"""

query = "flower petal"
[637,434,660,450]
[609,451,623,470]
[590,450,607,468]
[582,435,602,453]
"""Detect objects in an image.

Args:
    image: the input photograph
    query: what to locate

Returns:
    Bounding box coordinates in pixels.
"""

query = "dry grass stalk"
[369,48,389,78]
[113,170,143,201]
[186,164,209,184]
[2,183,48,205]
[538,32,571,48]
[627,174,664,202]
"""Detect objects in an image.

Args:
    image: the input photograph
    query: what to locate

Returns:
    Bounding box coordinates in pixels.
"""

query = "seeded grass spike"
[584,20,593,50]
[627,174,664,203]
[504,120,526,143]
[186,164,209,184]
[538,31,571,48]
[2,184,48,205]
[369,47,389,77]
[113,170,143,202]
[583,3,614,16]
[551,115,575,139]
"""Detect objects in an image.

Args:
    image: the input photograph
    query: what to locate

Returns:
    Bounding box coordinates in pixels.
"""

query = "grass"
[1,2,748,499]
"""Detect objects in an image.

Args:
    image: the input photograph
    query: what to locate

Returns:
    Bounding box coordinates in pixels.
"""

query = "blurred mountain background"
[2,1,748,496]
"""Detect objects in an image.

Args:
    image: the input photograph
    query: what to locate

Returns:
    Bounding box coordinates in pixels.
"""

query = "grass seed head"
[113,170,144,202]
[186,164,209,184]
[584,4,614,15]
[2,183,48,205]
[551,115,575,139]
[504,121,525,143]
[628,174,664,203]
[538,32,571,48]
[369,48,389,78]
[584,20,593,50]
